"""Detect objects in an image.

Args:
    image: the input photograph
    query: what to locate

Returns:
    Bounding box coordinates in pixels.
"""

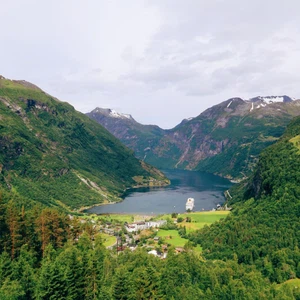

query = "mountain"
[86,107,165,160]
[189,114,300,284]
[87,95,300,180]
[0,76,169,209]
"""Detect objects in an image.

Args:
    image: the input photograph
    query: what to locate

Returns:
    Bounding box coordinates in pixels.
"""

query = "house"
[125,220,167,233]
[148,249,159,257]
[148,249,167,259]
[175,247,184,254]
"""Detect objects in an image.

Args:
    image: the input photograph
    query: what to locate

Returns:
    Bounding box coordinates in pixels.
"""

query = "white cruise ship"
[185,198,195,211]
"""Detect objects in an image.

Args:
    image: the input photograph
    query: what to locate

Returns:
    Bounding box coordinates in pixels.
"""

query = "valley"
[88,96,300,180]
[2,2,300,298]
[1,75,300,299]
[87,169,232,215]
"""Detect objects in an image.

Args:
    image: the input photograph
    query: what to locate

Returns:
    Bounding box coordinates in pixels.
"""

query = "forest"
[1,152,300,300]
[0,196,298,299]
[2,77,300,298]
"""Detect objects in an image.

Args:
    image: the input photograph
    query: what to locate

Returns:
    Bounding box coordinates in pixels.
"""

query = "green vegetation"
[2,111,300,297]
[0,77,168,209]
[277,278,300,296]
[156,230,186,247]
[196,115,286,179]
[3,77,300,298]
[156,211,230,233]
[156,229,202,252]
[0,193,295,299]
[180,211,230,233]
[189,115,300,288]
[83,213,150,224]
[100,233,117,247]
[89,98,300,180]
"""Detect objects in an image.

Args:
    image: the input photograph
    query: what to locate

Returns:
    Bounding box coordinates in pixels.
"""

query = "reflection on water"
[87,169,233,215]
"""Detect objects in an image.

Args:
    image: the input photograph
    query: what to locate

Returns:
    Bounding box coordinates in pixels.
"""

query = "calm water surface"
[87,169,233,215]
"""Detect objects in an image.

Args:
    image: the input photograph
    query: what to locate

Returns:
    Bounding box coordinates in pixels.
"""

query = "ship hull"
[185,198,195,211]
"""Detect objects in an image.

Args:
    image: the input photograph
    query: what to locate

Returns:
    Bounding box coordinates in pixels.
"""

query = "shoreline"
[78,171,233,215]
[82,210,230,217]
[78,180,170,213]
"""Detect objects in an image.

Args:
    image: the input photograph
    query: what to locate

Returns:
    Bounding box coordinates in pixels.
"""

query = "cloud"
[123,65,198,88]
[1,0,300,128]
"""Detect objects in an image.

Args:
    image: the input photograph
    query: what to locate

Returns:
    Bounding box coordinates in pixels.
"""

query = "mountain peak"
[92,107,134,121]
[0,75,42,91]
[249,95,293,104]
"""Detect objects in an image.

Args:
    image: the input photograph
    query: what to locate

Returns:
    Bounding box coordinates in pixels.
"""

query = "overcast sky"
[1,0,300,128]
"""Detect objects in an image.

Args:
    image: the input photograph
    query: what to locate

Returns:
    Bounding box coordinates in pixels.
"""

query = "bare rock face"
[87,95,300,180]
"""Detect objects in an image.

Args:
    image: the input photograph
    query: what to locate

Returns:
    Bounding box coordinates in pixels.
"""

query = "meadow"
[100,233,117,247]
[178,211,230,233]
[155,211,229,250]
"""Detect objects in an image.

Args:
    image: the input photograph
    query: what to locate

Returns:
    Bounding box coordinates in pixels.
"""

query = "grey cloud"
[181,51,234,65]
[122,65,197,87]
[1,0,300,128]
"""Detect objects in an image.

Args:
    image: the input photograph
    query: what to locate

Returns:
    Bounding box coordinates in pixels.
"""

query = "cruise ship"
[185,198,195,211]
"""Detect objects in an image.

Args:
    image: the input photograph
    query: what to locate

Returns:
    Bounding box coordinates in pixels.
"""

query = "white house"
[125,220,167,233]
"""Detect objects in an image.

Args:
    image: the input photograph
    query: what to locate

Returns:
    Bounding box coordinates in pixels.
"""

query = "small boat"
[185,198,195,211]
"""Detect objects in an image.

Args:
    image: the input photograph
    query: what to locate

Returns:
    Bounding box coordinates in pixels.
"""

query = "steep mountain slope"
[86,108,165,160]
[189,114,300,284]
[88,96,300,180]
[0,76,168,209]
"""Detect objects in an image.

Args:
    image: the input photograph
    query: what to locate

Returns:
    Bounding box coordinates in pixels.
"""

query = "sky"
[1,0,300,129]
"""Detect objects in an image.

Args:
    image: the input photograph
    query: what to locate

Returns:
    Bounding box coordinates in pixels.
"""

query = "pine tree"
[0,193,9,253]
[0,278,25,300]
[112,266,133,300]
[0,252,12,286]
[11,245,36,299]
[5,201,21,259]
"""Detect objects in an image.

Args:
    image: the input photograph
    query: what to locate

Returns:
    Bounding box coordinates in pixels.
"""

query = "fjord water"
[88,170,232,215]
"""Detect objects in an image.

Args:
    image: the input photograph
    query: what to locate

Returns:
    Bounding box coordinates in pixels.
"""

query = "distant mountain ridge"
[0,76,169,209]
[88,95,300,180]
[93,107,135,120]
[87,107,165,160]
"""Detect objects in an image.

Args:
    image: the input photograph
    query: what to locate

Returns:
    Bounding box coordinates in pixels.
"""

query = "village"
[76,210,230,258]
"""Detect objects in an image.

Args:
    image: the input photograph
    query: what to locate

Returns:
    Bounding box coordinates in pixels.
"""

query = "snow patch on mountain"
[256,96,285,104]
[227,100,233,108]
[250,102,254,112]
[109,109,132,119]
[93,107,133,120]
[249,95,293,104]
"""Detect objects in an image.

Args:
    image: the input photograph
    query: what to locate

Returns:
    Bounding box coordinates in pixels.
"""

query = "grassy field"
[84,213,151,223]
[154,211,229,252]
[276,278,300,293]
[157,230,185,247]
[180,211,230,233]
[86,211,229,226]
[290,135,300,153]
[156,211,230,233]
[100,233,117,247]
[156,229,202,252]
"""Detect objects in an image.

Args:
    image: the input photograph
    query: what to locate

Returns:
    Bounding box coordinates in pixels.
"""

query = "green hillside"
[189,115,300,284]
[0,77,168,209]
[2,113,300,298]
